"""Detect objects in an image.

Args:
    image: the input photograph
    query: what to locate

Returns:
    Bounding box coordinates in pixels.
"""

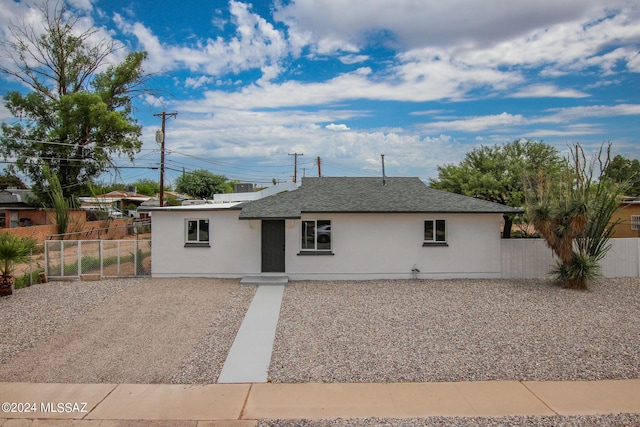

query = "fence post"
[100,240,104,278]
[78,241,82,277]
[61,241,65,278]
[44,241,47,278]
[29,248,33,286]
[134,239,138,277]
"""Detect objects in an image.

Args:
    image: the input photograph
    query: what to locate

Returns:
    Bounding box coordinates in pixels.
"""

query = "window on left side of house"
[186,219,210,244]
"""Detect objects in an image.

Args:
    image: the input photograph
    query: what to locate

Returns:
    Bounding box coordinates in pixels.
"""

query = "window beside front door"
[185,219,210,247]
[301,219,332,251]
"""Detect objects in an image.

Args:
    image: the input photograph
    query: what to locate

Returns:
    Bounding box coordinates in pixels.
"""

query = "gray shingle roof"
[238,177,522,219]
[0,189,36,206]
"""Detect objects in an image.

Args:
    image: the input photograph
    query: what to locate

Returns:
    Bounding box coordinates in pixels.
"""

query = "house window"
[185,219,209,246]
[424,219,446,245]
[301,219,332,251]
[632,215,640,231]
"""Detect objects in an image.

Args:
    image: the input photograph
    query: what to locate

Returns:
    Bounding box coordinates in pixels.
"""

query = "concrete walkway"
[218,284,285,383]
[1,379,640,424]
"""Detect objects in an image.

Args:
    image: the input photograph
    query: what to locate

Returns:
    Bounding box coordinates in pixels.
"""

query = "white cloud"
[143,94,166,108]
[185,76,214,89]
[524,125,602,137]
[457,6,640,74]
[339,54,369,64]
[628,51,640,72]
[0,102,13,122]
[275,0,624,51]
[509,84,590,98]
[325,123,350,131]
[540,104,640,122]
[67,0,94,11]
[420,112,526,133]
[413,103,640,137]
[113,0,292,80]
[274,0,640,81]
[107,0,639,113]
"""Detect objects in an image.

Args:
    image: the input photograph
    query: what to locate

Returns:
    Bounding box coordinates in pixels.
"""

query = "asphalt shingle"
[238,177,522,219]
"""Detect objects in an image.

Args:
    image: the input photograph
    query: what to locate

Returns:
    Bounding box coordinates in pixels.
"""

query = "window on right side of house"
[301,219,332,251]
[632,215,640,230]
[424,219,446,244]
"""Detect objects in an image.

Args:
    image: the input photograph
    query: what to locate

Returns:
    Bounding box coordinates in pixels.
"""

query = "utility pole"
[154,111,177,207]
[289,152,303,183]
[317,156,322,177]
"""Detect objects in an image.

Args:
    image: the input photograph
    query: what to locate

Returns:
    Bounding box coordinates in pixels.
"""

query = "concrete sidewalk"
[1,379,639,425]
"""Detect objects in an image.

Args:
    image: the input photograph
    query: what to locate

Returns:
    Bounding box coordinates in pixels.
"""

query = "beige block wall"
[1,218,131,242]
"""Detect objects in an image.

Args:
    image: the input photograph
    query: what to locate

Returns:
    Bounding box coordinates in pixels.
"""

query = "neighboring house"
[147,177,521,280]
[0,188,40,228]
[79,189,152,218]
[611,197,640,238]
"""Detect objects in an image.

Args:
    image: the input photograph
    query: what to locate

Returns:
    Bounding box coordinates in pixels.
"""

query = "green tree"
[0,1,148,200]
[175,169,229,199]
[429,139,563,237]
[526,143,625,290]
[0,173,27,190]
[603,154,640,196]
[132,178,160,196]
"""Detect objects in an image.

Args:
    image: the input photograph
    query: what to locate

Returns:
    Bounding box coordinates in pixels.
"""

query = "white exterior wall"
[152,211,503,279]
[286,213,503,280]
[151,209,261,277]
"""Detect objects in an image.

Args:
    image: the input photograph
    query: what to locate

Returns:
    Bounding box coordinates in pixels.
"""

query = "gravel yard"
[269,278,640,383]
[2,277,638,385]
[1,277,639,426]
[0,278,255,383]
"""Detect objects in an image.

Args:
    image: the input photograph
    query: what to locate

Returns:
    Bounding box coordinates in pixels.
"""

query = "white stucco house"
[146,177,522,281]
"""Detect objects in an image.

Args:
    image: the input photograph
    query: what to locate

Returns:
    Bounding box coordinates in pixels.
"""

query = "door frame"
[261,219,285,272]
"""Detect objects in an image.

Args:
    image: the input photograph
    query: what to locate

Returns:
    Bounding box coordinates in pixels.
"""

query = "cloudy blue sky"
[1,0,639,187]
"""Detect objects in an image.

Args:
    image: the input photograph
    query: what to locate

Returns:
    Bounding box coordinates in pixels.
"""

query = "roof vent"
[381,154,386,186]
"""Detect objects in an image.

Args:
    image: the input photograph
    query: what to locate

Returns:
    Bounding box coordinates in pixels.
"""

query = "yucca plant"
[525,143,625,290]
[0,232,38,296]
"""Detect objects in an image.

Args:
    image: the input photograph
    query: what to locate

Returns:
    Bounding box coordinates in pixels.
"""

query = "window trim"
[632,215,640,231]
[185,218,210,247]
[299,218,333,254]
[423,219,448,246]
